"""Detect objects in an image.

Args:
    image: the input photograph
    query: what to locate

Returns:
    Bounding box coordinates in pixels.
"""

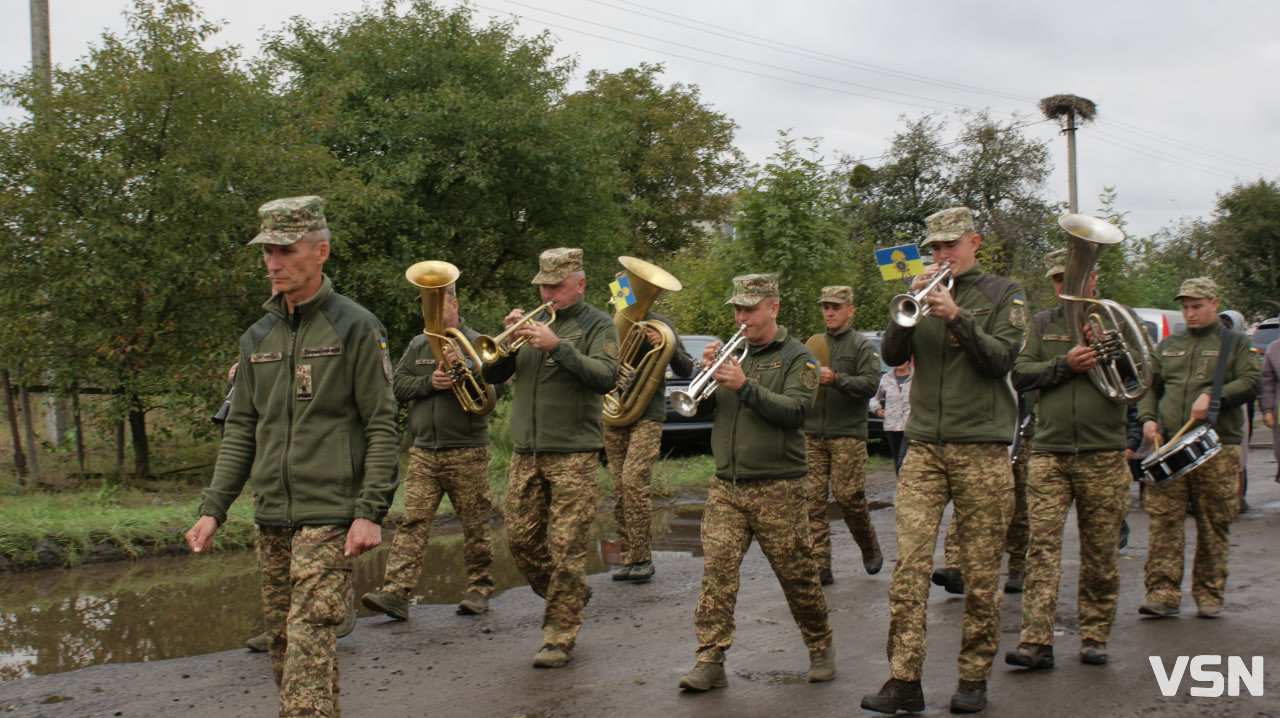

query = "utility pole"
[1039,94,1097,214]
[31,0,51,85]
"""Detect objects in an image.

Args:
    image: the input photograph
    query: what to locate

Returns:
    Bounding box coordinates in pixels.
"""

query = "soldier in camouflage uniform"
[804,285,883,585]
[186,196,399,717]
[1137,278,1259,619]
[605,302,694,583]
[862,207,1024,715]
[1005,249,1131,669]
[362,282,501,620]
[678,274,833,693]
[482,248,619,668]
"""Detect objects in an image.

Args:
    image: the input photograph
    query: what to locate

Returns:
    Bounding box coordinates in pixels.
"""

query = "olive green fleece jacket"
[482,297,619,452]
[631,311,695,423]
[1137,318,1260,445]
[803,327,881,439]
[393,320,501,449]
[711,326,818,480]
[881,265,1024,444]
[200,276,400,527]
[1012,306,1127,452]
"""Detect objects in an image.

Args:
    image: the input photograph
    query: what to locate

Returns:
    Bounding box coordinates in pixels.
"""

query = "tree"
[0,0,339,474]
[564,63,746,257]
[262,0,631,343]
[1210,179,1280,319]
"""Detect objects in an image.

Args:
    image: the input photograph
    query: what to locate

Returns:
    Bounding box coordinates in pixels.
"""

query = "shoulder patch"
[380,337,393,382]
[801,358,819,390]
[603,338,619,359]
[1009,305,1027,330]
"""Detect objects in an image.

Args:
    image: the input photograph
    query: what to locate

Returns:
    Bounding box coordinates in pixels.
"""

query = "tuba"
[804,334,830,405]
[1057,214,1154,404]
[406,260,496,416]
[602,257,683,426]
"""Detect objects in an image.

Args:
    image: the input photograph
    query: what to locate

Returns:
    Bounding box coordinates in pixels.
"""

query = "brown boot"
[860,678,924,714]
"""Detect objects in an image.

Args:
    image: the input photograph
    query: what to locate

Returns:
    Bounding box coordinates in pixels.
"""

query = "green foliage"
[1210,179,1280,319]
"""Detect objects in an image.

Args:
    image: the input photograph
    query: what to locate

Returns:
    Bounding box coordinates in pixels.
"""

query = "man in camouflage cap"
[187,195,399,716]
[863,206,1025,714]
[1136,277,1259,619]
[483,247,620,668]
[1005,244,1131,670]
[803,285,883,586]
[679,274,833,692]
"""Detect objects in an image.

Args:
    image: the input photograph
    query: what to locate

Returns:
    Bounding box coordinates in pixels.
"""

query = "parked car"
[1252,317,1280,356]
[661,334,719,443]
[1132,307,1185,344]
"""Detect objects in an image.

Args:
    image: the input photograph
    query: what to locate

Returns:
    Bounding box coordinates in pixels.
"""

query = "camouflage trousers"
[604,420,663,564]
[1020,450,1129,646]
[382,446,493,598]
[505,451,600,650]
[257,525,352,718]
[1143,445,1240,611]
[804,435,878,574]
[694,476,831,661]
[942,448,1028,575]
[888,442,1013,682]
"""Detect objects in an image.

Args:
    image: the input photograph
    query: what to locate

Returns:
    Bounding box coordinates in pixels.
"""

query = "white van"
[1131,308,1185,344]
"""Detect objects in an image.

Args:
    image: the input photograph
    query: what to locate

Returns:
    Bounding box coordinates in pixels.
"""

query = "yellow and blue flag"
[609,275,635,307]
[875,244,925,281]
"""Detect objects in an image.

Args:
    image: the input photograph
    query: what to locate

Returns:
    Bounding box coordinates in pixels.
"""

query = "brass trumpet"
[889,262,954,327]
[405,260,496,416]
[670,325,748,417]
[474,301,556,363]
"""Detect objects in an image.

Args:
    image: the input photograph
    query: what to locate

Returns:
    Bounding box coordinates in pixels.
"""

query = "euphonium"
[602,256,683,427]
[889,262,954,327]
[1057,213,1154,404]
[473,301,556,364]
[405,260,496,416]
[670,325,749,418]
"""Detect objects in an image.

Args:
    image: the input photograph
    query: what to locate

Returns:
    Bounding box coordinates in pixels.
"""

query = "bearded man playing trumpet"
[863,207,1026,715]
[481,247,620,669]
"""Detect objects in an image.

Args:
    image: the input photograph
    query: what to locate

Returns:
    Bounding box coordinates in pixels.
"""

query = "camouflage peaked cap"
[819,286,854,305]
[248,195,327,246]
[1175,276,1218,301]
[725,274,779,306]
[1045,248,1069,278]
[923,206,976,245]
[531,247,583,285]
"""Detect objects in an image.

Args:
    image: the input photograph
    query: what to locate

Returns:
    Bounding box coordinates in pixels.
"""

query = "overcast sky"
[4,0,1279,240]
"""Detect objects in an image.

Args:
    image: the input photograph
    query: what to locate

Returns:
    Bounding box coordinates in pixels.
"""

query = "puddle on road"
[0,504,705,680]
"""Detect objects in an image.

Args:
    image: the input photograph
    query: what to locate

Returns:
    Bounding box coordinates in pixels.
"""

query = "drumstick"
[1152,418,1198,458]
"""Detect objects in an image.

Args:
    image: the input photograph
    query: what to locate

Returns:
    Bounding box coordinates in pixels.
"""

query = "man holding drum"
[1137,277,1258,619]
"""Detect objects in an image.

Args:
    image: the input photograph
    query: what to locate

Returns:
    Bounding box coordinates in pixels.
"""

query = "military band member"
[678,274,833,692]
[1005,249,1130,669]
[804,285,883,584]
[362,283,500,620]
[862,207,1024,715]
[606,312,694,583]
[186,196,399,716]
[1136,278,1259,619]
[481,248,620,668]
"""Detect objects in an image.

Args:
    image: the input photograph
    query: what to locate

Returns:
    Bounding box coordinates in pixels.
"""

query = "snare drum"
[1139,424,1221,487]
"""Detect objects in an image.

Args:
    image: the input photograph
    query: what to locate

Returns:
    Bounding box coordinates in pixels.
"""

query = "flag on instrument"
[875,244,925,281]
[610,275,636,307]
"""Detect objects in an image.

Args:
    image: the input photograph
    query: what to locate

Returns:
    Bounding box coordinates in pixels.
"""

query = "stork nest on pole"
[1038,94,1097,125]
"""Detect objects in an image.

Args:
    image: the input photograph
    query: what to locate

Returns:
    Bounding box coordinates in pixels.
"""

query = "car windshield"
[1254,326,1280,349]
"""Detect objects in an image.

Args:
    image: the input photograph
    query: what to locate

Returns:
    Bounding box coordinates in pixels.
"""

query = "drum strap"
[1206,326,1234,426]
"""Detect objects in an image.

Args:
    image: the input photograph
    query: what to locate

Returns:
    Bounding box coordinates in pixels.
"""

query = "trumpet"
[889,262,954,327]
[474,301,556,363]
[670,325,749,418]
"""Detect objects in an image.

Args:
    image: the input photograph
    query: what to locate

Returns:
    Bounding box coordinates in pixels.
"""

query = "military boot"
[678,660,727,691]
[1079,639,1108,665]
[819,567,834,585]
[628,560,655,583]
[860,678,925,714]
[1004,642,1053,669]
[1003,569,1024,594]
[949,679,987,713]
[245,631,271,652]
[336,597,357,638]
[457,589,489,615]
[863,542,884,575]
[931,567,964,595]
[611,563,634,581]
[807,643,835,682]
[361,589,409,621]
[532,644,572,668]
[1138,600,1180,618]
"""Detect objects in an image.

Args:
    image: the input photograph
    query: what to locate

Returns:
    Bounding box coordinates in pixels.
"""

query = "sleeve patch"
[603,339,620,359]
[800,358,820,390]
[1009,305,1027,330]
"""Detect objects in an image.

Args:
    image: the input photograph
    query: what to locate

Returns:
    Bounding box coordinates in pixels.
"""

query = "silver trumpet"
[670,324,749,417]
[889,262,954,327]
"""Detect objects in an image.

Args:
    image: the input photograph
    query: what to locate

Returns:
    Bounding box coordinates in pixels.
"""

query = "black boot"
[931,567,964,595]
[861,678,925,714]
[949,679,987,713]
